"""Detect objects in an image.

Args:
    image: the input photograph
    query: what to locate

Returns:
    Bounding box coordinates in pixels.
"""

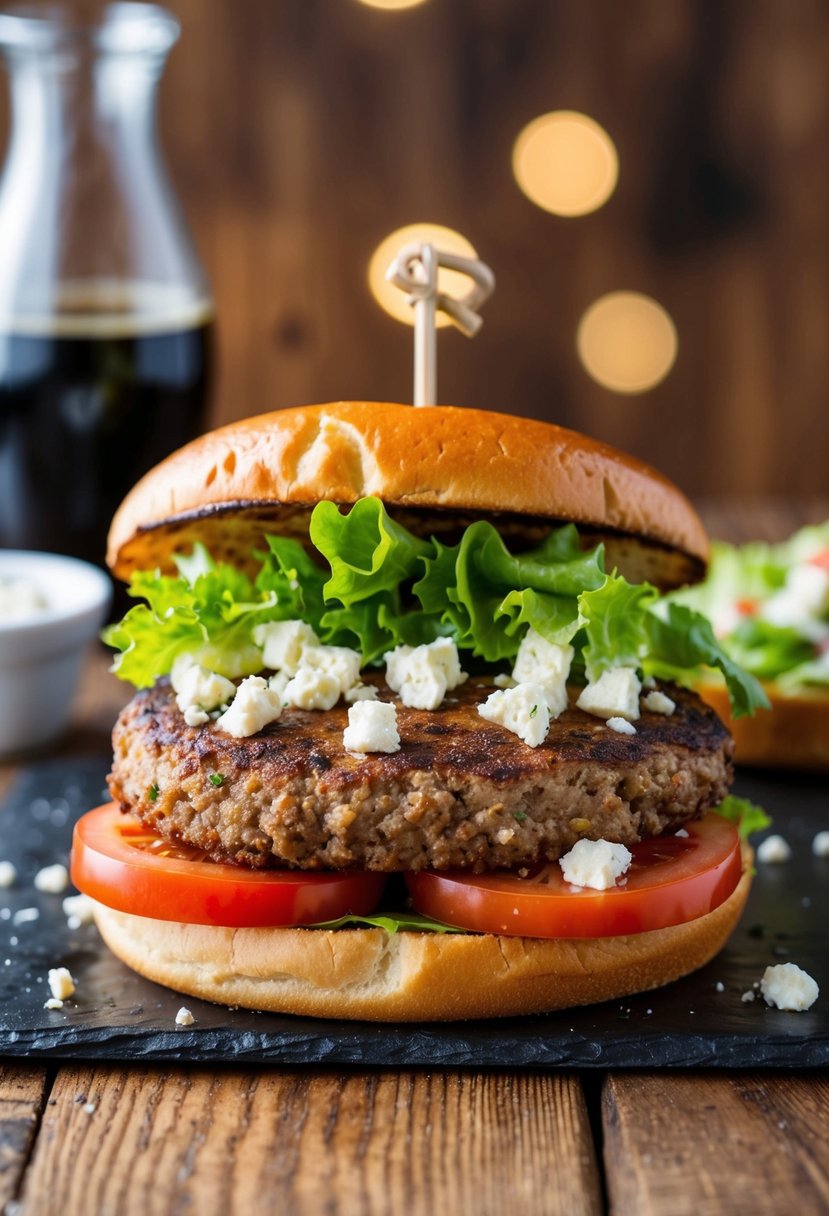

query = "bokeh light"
[356,0,429,9]
[368,223,478,327]
[576,292,678,393]
[513,111,618,217]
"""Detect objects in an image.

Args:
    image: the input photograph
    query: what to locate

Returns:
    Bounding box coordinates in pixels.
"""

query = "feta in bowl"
[0,552,111,755]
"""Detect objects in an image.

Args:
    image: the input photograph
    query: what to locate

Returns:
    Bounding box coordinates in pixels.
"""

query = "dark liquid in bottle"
[0,287,212,570]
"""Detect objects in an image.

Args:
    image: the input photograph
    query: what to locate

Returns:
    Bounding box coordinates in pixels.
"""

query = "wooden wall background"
[151,1,829,498]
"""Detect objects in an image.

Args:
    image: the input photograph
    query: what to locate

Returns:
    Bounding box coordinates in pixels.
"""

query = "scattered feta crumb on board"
[62,893,96,925]
[756,835,792,864]
[812,831,829,858]
[559,838,633,891]
[0,861,16,888]
[175,1007,195,1027]
[760,963,819,1011]
[34,863,69,894]
[48,967,75,1001]
[44,998,64,1011]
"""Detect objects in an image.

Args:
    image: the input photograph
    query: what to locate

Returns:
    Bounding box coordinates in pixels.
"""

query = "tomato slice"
[406,814,742,938]
[71,804,386,928]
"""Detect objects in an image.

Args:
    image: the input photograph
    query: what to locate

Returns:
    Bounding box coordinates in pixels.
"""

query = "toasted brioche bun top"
[108,401,709,586]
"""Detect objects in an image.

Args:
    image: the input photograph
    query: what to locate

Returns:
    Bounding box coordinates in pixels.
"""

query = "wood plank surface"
[0,1065,49,1215]
[17,1067,600,1216]
[603,1073,829,1216]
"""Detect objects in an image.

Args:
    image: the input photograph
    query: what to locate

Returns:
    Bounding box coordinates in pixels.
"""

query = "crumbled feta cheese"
[0,576,48,621]
[757,834,792,864]
[493,673,517,689]
[215,676,283,738]
[175,1007,195,1027]
[48,967,75,1001]
[0,861,16,888]
[741,990,756,1002]
[642,690,676,716]
[642,675,656,690]
[477,683,551,747]
[675,828,689,838]
[343,701,400,753]
[559,838,633,890]
[760,963,819,1012]
[174,663,236,716]
[252,620,319,675]
[344,683,378,703]
[184,706,209,727]
[34,864,69,894]
[715,981,725,993]
[384,639,467,710]
[576,667,641,721]
[284,668,341,711]
[511,630,573,718]
[606,716,637,735]
[13,907,39,926]
[44,998,64,1010]
[63,894,96,925]
[812,831,829,858]
[297,644,361,696]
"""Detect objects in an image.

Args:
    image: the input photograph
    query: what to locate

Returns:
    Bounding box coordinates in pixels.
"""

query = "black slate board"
[0,756,826,1068]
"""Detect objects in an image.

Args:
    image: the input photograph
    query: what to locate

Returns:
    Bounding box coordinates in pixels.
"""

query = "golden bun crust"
[91,856,750,1022]
[107,402,708,585]
[699,681,829,771]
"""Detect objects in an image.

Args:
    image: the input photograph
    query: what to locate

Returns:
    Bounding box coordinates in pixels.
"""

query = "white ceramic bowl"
[0,551,112,756]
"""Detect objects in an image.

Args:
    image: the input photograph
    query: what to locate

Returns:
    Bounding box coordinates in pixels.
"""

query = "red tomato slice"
[71,804,386,928]
[406,814,742,938]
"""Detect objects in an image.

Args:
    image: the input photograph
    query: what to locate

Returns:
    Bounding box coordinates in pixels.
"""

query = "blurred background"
[0,0,827,565]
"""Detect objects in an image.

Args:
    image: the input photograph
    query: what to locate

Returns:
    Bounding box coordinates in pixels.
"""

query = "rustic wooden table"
[1,502,828,1216]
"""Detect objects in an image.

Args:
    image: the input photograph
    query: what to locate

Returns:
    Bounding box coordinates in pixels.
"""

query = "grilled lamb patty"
[108,676,733,873]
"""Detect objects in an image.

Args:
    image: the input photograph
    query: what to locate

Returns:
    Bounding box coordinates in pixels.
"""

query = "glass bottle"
[0,3,213,567]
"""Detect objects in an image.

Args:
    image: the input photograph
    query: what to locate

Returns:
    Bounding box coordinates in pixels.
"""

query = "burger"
[70,401,767,1021]
[671,523,829,770]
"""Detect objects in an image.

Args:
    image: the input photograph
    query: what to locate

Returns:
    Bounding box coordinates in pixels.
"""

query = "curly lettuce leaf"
[644,603,769,718]
[103,539,327,688]
[310,497,431,605]
[579,574,659,681]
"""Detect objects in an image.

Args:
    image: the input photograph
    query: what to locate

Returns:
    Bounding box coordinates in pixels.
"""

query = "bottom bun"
[92,853,752,1022]
[700,681,829,771]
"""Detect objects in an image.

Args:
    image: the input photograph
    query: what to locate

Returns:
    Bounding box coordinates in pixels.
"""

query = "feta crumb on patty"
[284,667,341,711]
[577,667,641,721]
[343,700,400,753]
[812,831,829,858]
[477,682,551,747]
[48,967,75,1001]
[0,861,17,888]
[34,863,69,894]
[252,619,318,675]
[384,638,467,710]
[756,834,792,864]
[606,716,637,735]
[345,683,378,702]
[511,629,573,718]
[215,676,283,738]
[760,963,819,1011]
[642,689,676,715]
[559,838,633,890]
[175,1007,195,1027]
[172,660,236,717]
